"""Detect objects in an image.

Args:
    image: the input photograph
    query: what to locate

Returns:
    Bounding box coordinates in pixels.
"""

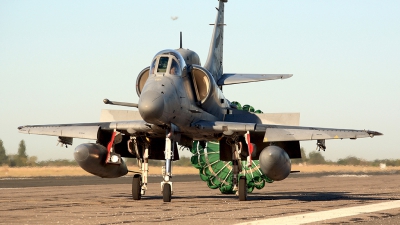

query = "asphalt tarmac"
[1,173,399,224]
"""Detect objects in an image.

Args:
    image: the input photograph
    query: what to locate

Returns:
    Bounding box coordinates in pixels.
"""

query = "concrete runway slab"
[1,174,399,224]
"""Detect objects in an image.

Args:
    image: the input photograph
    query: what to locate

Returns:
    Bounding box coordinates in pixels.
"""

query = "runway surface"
[1,173,399,224]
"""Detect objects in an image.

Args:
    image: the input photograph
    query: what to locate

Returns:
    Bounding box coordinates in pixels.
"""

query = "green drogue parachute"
[190,141,273,194]
[190,101,271,194]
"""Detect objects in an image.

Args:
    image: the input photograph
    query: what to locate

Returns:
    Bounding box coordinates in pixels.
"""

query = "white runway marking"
[325,174,370,178]
[0,177,32,180]
[0,188,23,190]
[236,200,400,225]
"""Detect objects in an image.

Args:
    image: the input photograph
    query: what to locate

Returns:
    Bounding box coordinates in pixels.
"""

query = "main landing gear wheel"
[132,174,142,200]
[163,183,172,202]
[239,176,247,201]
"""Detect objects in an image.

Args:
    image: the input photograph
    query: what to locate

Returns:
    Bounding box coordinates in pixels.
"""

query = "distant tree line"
[0,139,37,167]
[1,140,399,167]
[0,139,77,167]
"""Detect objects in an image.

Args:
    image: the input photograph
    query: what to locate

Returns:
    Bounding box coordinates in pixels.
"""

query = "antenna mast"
[180,31,182,48]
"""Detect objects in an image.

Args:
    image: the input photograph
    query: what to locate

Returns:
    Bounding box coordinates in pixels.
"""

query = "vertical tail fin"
[204,0,226,82]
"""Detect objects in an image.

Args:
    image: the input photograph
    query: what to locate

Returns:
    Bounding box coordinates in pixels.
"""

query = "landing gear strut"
[140,147,149,196]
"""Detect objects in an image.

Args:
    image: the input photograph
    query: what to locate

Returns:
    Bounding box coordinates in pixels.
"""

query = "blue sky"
[0,0,399,161]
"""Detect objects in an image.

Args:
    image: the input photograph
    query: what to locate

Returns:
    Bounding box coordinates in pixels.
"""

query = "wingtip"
[367,130,383,137]
[283,74,293,79]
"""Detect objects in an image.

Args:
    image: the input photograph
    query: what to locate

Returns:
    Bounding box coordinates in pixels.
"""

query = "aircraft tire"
[163,183,172,202]
[132,174,141,200]
[239,176,247,201]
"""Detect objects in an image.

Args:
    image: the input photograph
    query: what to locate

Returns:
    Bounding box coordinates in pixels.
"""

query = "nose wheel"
[162,183,172,202]
[132,174,142,200]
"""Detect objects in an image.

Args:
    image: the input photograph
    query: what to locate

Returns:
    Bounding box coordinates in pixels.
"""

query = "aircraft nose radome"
[138,91,164,122]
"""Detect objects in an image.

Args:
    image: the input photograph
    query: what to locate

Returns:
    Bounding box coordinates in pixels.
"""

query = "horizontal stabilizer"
[224,112,300,126]
[217,73,292,85]
[100,109,143,122]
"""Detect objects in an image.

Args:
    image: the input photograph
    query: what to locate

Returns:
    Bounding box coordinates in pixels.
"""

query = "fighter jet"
[18,0,382,202]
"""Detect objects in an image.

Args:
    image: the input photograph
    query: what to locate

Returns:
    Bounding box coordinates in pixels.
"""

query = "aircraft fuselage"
[138,49,230,139]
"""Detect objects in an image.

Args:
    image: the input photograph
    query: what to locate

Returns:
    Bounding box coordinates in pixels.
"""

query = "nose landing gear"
[130,125,177,202]
[161,127,176,202]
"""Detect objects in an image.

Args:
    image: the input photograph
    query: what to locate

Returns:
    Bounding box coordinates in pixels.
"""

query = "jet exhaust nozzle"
[259,146,291,181]
[74,143,128,178]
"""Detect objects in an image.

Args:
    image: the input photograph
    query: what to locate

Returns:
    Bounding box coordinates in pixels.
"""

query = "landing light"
[111,155,120,163]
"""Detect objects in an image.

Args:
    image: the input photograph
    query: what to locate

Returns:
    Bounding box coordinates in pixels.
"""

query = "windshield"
[157,57,169,73]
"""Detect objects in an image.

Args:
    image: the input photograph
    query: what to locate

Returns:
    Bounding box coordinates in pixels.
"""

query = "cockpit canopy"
[136,50,187,97]
[150,49,187,76]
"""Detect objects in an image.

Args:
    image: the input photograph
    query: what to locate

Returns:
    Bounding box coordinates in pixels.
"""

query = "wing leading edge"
[193,121,382,142]
[18,120,153,140]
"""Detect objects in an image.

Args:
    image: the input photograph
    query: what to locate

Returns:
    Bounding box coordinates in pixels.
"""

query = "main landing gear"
[230,131,255,201]
[130,126,252,202]
[129,138,149,201]
[232,141,247,201]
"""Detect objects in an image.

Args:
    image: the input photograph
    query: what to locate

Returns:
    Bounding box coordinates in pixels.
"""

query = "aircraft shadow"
[248,191,398,202]
[112,191,398,202]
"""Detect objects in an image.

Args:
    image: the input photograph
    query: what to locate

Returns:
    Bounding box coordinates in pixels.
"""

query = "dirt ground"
[1,164,399,177]
[1,174,399,224]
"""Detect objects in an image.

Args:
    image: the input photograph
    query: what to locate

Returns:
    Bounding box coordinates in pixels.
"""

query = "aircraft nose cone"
[138,91,164,122]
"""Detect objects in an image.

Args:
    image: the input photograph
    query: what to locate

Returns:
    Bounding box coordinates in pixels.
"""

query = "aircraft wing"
[258,124,382,142]
[21,119,383,143]
[217,73,292,86]
[193,121,382,141]
[18,120,153,140]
